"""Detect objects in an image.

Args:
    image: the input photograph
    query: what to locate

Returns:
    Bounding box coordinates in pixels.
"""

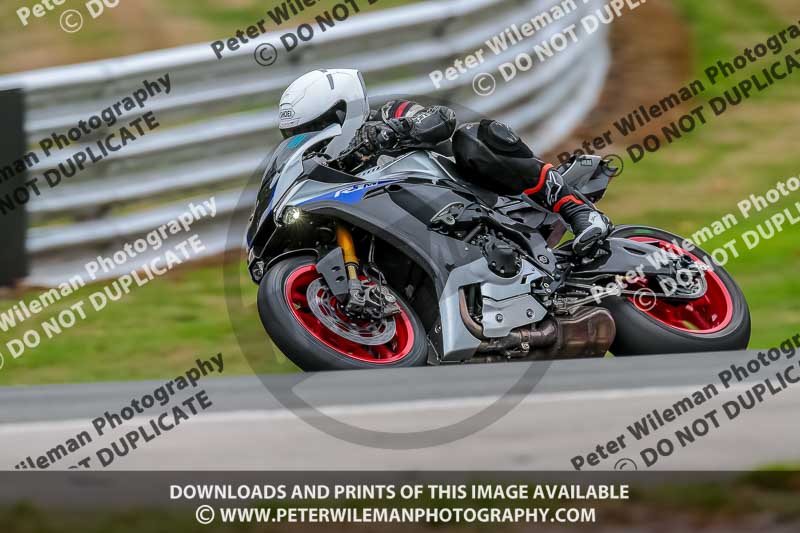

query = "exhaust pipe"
[458,289,615,359]
[458,289,558,353]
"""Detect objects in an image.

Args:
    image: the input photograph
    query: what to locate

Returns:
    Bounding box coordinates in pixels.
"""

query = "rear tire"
[258,255,429,371]
[603,226,751,356]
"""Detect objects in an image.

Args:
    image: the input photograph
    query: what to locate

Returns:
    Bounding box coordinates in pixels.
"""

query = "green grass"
[676,0,796,99]
[0,259,298,386]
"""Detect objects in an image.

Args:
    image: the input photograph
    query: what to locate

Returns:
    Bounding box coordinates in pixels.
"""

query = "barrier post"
[0,89,29,287]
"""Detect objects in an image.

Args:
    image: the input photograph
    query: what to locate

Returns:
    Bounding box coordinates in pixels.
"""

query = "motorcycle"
[246,123,751,370]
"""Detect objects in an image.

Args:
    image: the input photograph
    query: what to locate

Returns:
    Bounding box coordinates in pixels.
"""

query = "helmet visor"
[280,100,346,139]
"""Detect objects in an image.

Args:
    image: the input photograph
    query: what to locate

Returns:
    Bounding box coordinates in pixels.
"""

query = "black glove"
[333,121,398,172]
[333,103,456,172]
[383,106,456,150]
[362,121,399,151]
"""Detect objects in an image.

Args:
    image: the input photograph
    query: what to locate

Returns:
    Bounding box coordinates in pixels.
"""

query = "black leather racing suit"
[333,100,610,255]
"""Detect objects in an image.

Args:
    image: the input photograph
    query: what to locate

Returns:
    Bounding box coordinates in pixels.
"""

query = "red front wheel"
[258,255,429,371]
[603,226,751,356]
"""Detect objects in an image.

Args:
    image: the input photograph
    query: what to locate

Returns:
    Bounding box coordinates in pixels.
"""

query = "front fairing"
[246,124,343,248]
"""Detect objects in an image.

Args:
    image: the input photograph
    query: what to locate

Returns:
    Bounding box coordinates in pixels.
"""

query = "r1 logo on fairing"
[333,180,395,198]
[300,179,402,206]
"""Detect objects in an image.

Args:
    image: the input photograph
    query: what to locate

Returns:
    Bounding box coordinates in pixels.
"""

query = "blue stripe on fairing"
[299,179,401,206]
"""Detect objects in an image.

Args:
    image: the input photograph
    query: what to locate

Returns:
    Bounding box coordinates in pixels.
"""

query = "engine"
[471,230,522,278]
[460,229,616,361]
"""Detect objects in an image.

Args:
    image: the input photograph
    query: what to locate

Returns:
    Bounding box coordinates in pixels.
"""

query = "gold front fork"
[336,224,359,280]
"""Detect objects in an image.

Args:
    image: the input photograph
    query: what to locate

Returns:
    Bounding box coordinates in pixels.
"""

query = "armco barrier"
[0,0,610,286]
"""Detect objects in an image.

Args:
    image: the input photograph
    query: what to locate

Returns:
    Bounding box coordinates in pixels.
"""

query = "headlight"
[281,206,303,225]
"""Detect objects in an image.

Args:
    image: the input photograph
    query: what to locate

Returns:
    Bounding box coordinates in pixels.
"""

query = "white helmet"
[278,69,369,156]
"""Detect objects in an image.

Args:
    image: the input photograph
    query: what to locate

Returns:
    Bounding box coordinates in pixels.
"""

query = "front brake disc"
[306,278,396,345]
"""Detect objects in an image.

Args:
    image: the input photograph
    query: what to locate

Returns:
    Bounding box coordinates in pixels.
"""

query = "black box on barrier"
[0,89,28,287]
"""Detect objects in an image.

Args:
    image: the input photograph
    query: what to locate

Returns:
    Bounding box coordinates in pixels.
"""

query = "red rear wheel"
[627,237,733,334]
[602,226,750,356]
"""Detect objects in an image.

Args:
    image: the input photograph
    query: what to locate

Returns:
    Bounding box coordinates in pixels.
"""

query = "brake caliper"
[345,281,401,320]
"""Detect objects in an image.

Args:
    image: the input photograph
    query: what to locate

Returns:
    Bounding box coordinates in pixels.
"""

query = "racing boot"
[557,200,612,256]
[524,163,611,256]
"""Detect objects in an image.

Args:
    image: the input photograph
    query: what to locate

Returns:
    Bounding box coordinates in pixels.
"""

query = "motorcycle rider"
[278,69,611,256]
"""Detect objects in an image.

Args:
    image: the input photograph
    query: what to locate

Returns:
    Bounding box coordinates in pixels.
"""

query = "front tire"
[603,226,751,356]
[258,255,429,371]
